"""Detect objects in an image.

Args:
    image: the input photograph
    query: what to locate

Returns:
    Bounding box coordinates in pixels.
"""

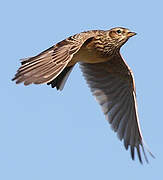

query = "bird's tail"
[47,65,74,90]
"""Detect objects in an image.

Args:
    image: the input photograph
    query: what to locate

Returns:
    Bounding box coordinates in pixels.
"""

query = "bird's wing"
[12,30,99,85]
[80,53,153,163]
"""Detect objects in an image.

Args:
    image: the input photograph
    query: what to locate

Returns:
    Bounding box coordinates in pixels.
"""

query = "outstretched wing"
[12,30,99,86]
[80,53,153,163]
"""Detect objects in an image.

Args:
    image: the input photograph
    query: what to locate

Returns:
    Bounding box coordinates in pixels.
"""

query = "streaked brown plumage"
[12,27,154,163]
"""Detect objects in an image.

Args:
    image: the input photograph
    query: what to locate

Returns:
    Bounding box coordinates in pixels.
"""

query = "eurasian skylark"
[12,27,154,163]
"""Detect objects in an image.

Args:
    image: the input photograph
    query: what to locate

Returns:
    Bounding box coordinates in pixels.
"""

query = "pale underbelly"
[68,48,111,66]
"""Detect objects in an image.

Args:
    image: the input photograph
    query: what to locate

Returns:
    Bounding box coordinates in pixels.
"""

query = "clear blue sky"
[1,0,162,179]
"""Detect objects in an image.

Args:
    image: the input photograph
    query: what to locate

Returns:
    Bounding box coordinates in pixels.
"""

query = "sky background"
[0,0,162,179]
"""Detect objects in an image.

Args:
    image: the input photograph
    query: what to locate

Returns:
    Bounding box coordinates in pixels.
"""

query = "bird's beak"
[127,32,137,38]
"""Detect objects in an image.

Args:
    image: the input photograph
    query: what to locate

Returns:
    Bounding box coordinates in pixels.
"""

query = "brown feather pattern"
[12,30,99,86]
[12,27,154,163]
[80,53,150,163]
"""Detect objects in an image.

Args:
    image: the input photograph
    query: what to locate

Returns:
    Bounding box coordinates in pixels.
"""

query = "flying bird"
[12,27,154,163]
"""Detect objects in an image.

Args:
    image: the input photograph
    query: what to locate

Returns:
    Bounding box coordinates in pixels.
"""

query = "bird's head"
[106,27,137,49]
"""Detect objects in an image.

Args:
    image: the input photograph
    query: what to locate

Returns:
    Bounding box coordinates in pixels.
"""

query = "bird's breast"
[71,40,113,65]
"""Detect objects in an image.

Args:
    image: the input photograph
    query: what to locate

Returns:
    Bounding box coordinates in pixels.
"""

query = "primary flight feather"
[12,27,154,163]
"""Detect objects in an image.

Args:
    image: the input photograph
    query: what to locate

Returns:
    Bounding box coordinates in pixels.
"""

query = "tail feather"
[47,66,74,90]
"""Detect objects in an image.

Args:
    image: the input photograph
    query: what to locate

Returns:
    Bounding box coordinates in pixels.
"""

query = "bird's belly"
[70,47,109,66]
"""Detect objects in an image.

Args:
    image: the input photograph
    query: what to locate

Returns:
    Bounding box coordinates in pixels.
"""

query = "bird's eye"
[116,29,121,34]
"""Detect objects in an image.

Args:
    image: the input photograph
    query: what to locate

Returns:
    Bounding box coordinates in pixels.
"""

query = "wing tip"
[129,143,155,164]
